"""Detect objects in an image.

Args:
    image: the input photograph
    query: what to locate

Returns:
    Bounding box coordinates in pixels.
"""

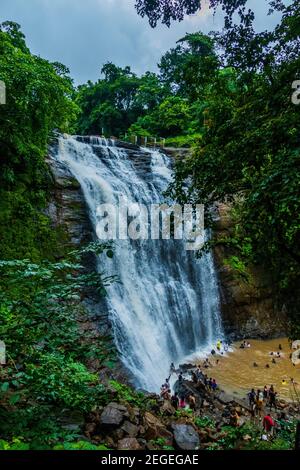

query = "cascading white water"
[55,135,224,391]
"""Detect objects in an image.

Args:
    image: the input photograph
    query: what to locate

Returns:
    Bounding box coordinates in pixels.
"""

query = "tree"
[159,32,219,100]
[167,1,300,335]
[76,64,170,137]
[0,22,79,261]
[0,243,116,444]
[135,0,251,27]
[0,22,78,186]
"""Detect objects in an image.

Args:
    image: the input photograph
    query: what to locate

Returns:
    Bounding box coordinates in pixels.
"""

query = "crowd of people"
[158,340,297,440]
[191,365,218,392]
[251,344,284,368]
[160,374,197,411]
[159,359,220,412]
[247,385,278,417]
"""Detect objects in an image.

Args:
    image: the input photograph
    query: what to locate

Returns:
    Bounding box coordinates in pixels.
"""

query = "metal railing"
[122,134,166,148]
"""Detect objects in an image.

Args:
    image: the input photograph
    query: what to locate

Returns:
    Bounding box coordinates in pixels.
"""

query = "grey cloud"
[0,0,280,85]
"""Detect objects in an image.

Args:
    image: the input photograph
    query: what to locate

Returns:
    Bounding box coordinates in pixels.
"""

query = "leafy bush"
[109,380,145,407]
[53,441,109,450]
[0,243,116,446]
[164,134,201,148]
[195,416,215,429]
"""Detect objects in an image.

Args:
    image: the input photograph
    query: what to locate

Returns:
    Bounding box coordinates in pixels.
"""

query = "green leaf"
[1,382,9,392]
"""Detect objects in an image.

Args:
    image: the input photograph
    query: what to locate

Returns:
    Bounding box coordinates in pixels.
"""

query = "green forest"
[0,0,299,452]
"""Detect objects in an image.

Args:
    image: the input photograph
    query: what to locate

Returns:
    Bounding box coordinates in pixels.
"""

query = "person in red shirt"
[263,414,275,434]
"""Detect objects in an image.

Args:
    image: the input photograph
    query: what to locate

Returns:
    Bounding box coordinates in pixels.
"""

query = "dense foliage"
[0,21,78,261]
[134,0,289,27]
[0,243,116,448]
[0,0,299,451]
[167,1,300,335]
[76,63,169,137]
[76,32,218,144]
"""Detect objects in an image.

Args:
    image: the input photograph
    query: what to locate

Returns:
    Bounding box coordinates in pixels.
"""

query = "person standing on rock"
[211,379,218,392]
[179,392,186,409]
[187,393,196,411]
[171,392,179,410]
[256,389,264,417]
[191,371,198,384]
[269,386,278,411]
[248,388,256,408]
[229,409,240,427]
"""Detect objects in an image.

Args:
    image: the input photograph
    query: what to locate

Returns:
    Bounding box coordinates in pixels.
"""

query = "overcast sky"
[0,0,281,85]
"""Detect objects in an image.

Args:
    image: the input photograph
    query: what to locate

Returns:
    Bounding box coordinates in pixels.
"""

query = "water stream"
[55,135,224,391]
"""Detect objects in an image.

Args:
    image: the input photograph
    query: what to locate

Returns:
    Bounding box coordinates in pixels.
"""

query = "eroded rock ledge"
[213,203,288,340]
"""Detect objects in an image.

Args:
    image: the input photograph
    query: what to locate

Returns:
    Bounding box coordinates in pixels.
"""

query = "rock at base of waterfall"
[160,400,176,416]
[100,403,129,427]
[172,424,200,450]
[143,412,173,443]
[57,410,85,432]
[121,420,139,437]
[117,438,142,450]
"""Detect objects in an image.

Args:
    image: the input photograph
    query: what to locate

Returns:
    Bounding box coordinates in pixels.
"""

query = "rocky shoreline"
[78,369,299,450]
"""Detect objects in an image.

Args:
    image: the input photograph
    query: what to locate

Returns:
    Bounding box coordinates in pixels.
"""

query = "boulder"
[172,424,200,450]
[127,406,140,425]
[100,403,128,428]
[143,412,172,443]
[117,438,142,450]
[105,437,117,449]
[160,400,176,416]
[84,422,97,438]
[179,363,194,371]
[58,410,85,432]
[121,421,139,438]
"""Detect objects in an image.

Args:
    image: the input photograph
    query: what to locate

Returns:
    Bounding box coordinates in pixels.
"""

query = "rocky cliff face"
[165,147,288,340]
[213,203,288,340]
[45,138,158,381]
[47,140,287,363]
[46,142,112,373]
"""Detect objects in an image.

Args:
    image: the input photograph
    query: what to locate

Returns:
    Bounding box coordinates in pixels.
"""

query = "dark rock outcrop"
[143,412,173,442]
[100,403,129,428]
[46,148,113,344]
[172,424,200,450]
[213,203,288,339]
[117,438,142,450]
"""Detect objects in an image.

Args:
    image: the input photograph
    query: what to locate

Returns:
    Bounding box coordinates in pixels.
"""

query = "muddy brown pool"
[194,338,300,402]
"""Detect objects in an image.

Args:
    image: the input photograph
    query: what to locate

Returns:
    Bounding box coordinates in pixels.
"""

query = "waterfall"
[55,135,224,391]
